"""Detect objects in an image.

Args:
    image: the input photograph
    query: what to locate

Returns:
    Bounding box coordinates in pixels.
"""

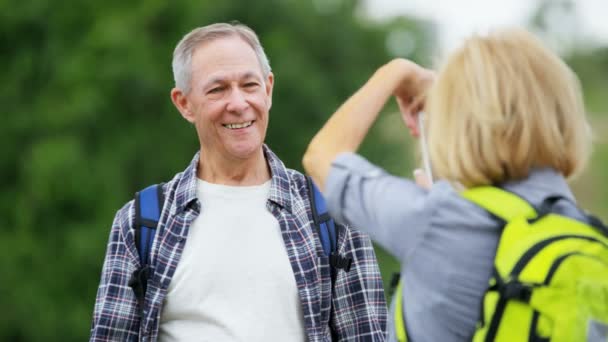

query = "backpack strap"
[463,186,608,236]
[394,187,539,342]
[537,196,608,236]
[461,186,539,278]
[394,280,408,342]
[128,183,165,319]
[305,176,352,274]
[461,186,553,341]
[461,186,537,222]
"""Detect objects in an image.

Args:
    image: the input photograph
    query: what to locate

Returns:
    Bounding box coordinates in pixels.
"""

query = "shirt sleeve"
[330,224,388,341]
[90,202,140,342]
[325,152,433,261]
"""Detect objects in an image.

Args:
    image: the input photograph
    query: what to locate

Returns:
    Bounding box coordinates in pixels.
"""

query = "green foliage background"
[1,0,605,340]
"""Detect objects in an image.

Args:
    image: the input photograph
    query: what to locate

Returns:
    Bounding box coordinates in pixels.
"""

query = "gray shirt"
[325,153,582,342]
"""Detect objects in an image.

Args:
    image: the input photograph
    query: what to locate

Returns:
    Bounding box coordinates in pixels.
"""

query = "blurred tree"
[528,0,608,220]
[529,0,580,55]
[0,0,434,339]
[565,48,608,221]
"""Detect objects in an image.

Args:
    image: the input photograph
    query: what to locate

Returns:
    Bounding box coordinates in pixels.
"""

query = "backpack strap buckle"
[128,265,152,317]
[499,280,534,303]
[330,252,352,272]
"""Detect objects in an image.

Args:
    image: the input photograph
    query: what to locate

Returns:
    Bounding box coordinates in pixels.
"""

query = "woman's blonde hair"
[425,28,591,187]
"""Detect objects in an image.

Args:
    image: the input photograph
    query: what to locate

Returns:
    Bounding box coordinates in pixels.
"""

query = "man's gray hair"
[172,22,272,94]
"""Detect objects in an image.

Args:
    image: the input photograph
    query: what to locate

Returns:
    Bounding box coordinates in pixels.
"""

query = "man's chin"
[226,143,264,161]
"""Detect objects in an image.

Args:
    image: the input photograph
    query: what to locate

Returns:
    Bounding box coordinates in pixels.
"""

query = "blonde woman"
[303,29,599,341]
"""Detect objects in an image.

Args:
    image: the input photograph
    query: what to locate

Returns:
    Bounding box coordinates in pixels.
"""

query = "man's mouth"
[222,121,254,130]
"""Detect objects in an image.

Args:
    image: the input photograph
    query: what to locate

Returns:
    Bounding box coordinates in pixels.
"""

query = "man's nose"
[226,88,249,113]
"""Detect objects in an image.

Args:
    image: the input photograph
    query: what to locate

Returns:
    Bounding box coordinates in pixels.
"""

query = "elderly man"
[90,22,387,341]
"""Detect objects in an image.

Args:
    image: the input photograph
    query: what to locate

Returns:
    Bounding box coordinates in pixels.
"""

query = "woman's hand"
[303,59,433,191]
[389,60,435,138]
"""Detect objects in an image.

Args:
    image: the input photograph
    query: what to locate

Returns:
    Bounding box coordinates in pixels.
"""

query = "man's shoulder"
[113,170,185,227]
[282,167,310,200]
[263,145,308,197]
[113,197,135,231]
[284,166,306,183]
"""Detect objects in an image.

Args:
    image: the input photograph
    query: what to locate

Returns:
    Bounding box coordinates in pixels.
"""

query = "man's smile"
[222,120,254,129]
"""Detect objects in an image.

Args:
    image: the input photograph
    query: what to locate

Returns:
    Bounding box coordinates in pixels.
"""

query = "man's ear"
[171,88,195,123]
[265,72,274,109]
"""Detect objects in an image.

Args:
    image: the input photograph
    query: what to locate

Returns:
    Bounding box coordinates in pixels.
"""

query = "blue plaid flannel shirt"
[90,145,387,341]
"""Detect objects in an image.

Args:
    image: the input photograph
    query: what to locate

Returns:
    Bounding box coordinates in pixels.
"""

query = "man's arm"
[90,202,141,341]
[330,225,388,341]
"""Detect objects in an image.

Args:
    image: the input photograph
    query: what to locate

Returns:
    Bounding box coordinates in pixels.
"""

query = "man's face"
[176,36,273,161]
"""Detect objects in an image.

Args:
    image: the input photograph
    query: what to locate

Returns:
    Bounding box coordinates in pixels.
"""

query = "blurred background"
[2,0,606,340]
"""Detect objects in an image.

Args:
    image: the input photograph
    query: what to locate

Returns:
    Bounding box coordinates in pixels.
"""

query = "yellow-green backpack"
[394,186,608,342]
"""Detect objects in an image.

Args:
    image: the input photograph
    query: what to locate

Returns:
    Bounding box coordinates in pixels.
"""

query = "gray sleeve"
[325,152,433,261]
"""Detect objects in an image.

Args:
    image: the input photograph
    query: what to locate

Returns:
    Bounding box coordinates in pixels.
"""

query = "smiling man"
[90,22,387,341]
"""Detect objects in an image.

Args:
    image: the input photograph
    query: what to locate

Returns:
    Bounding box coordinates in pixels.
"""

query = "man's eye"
[208,87,224,94]
[244,82,259,88]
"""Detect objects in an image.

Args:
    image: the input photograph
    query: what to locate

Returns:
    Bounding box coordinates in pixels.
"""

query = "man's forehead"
[195,35,251,51]
[191,37,264,80]
[204,71,262,85]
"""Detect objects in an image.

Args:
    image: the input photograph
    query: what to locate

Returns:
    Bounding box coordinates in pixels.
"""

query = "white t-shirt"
[158,179,306,342]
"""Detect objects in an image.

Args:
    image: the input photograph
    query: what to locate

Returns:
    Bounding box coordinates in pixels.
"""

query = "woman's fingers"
[397,94,426,138]
[395,66,434,138]
[396,97,418,137]
[394,66,435,98]
[413,169,432,189]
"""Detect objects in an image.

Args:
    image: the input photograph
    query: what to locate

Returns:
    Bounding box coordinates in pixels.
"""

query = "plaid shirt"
[90,145,387,341]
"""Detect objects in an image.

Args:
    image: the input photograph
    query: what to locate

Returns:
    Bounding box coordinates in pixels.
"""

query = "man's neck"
[197,148,271,186]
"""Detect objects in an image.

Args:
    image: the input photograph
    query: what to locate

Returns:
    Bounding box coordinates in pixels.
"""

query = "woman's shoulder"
[427,180,504,234]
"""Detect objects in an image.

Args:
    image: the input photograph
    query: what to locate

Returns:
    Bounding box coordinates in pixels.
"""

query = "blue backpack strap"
[128,183,164,319]
[305,176,352,273]
[134,184,164,266]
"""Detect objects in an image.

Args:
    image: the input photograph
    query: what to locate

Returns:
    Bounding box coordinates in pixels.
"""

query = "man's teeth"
[224,121,253,129]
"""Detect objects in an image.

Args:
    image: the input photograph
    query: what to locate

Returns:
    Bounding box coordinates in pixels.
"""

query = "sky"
[361,0,608,51]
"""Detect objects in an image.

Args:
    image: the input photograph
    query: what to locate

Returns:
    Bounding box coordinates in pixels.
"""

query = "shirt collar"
[263,144,293,213]
[173,144,293,213]
[172,151,200,213]
[500,167,576,205]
